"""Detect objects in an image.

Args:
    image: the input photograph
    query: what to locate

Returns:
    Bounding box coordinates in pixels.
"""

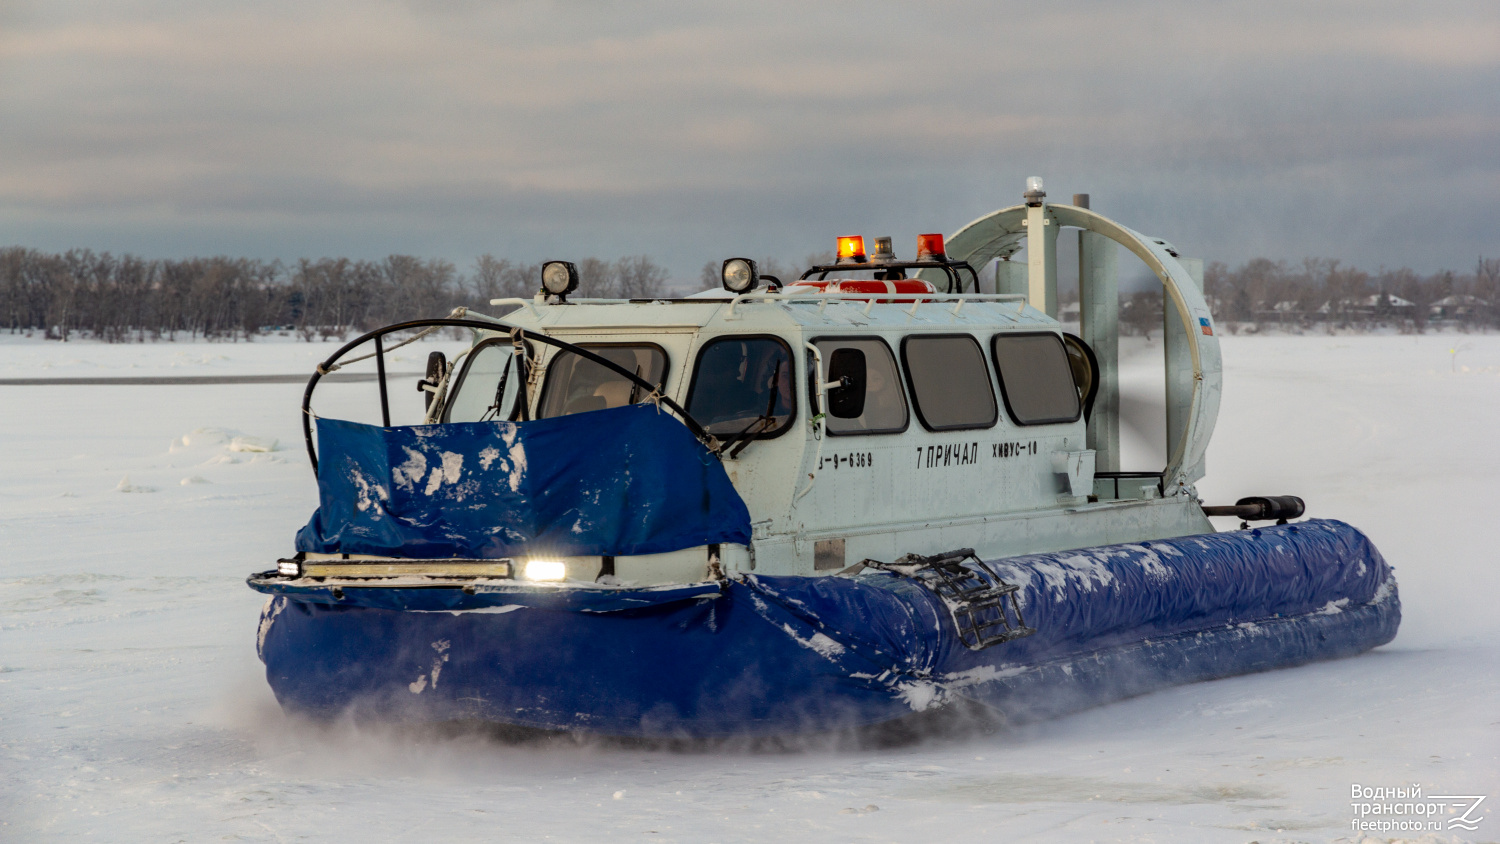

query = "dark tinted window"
[811,338,907,435]
[991,333,1082,425]
[538,344,667,418]
[901,335,997,430]
[686,336,795,437]
[444,341,519,423]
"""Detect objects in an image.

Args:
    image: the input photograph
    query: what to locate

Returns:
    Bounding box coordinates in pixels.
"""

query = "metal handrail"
[795,341,827,502]
[797,258,981,293]
[300,317,712,472]
[485,297,540,318]
[725,291,1030,318]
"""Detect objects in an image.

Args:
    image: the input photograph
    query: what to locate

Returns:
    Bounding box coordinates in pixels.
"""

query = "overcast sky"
[2,0,1496,280]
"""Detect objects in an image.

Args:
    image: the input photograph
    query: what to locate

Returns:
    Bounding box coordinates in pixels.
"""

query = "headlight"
[720,258,759,294]
[541,261,579,297]
[523,559,567,581]
[277,559,302,577]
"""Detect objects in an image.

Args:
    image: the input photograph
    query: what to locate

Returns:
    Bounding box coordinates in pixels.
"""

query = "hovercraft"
[249,185,1399,737]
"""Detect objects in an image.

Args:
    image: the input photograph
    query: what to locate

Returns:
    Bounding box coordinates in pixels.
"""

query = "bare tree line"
[0,249,668,341]
[715,252,1500,336]
[1105,257,1500,336]
[3,245,1495,341]
[1203,256,1500,331]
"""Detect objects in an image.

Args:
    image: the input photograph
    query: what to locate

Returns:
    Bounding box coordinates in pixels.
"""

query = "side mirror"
[418,350,448,411]
[825,348,867,418]
[1061,333,1099,420]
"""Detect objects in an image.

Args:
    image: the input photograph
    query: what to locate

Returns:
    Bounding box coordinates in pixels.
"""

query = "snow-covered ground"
[0,332,355,377]
[3,332,1497,843]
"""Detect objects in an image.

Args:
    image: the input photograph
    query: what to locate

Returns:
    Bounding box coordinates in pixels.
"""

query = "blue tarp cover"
[295,404,751,558]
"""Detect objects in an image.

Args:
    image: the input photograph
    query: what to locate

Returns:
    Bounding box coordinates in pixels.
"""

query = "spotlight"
[721,258,760,293]
[540,261,579,298]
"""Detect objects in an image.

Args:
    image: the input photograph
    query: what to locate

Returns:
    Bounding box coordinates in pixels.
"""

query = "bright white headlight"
[523,560,567,581]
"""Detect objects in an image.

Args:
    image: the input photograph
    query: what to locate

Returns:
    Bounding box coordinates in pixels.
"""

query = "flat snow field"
[2,332,1498,843]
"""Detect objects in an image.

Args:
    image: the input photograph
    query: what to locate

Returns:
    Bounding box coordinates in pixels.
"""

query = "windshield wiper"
[718,366,782,459]
[726,416,775,459]
[480,359,512,422]
[626,365,644,405]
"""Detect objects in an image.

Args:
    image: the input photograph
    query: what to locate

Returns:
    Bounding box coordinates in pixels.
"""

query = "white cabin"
[426,285,1209,585]
[304,188,1225,587]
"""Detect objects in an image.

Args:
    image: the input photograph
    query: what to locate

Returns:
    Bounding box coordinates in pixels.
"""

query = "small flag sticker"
[1199,317,1213,336]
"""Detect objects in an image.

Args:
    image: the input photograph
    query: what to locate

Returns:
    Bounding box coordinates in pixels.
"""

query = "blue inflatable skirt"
[250,520,1399,737]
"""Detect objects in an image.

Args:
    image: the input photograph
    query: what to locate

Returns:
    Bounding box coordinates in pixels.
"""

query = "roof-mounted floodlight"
[916,233,947,262]
[541,260,580,299]
[1024,176,1046,207]
[721,258,759,293]
[870,236,896,263]
[835,236,867,264]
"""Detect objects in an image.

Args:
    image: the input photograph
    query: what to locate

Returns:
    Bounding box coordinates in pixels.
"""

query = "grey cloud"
[1,0,1496,276]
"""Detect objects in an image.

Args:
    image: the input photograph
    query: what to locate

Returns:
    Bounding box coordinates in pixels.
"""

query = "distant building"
[1429,294,1488,320]
[1360,293,1415,311]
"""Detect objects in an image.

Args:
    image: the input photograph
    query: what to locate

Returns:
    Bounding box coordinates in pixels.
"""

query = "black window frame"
[441,336,533,423]
[990,331,1085,427]
[805,334,910,436]
[899,332,999,432]
[684,333,798,441]
[536,341,671,419]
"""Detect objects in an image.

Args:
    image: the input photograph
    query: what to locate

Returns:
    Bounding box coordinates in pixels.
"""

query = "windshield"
[443,341,521,423]
[538,344,668,418]
[686,336,795,437]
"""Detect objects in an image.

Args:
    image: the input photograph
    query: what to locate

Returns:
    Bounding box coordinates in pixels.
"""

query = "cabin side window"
[685,336,795,438]
[443,340,521,423]
[990,332,1082,425]
[538,344,668,418]
[900,334,998,431]
[809,337,908,435]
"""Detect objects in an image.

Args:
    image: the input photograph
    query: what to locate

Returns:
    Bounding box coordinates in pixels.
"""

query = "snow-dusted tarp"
[295,404,751,558]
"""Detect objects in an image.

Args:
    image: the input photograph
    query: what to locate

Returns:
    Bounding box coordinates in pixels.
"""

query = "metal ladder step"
[869,548,1037,650]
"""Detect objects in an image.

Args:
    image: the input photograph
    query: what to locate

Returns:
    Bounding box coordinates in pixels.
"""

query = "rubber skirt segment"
[938,583,1400,724]
[256,585,916,736]
[254,519,1401,737]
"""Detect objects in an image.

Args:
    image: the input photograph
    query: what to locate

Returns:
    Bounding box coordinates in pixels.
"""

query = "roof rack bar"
[724,291,1028,318]
[486,296,541,318]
